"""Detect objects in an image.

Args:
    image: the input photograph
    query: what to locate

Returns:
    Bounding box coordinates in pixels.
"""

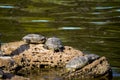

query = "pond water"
[0,0,120,80]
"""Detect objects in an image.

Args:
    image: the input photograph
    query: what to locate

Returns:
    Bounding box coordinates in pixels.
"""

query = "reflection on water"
[91,12,102,14]
[58,27,84,30]
[116,9,120,12]
[90,22,108,25]
[31,20,50,22]
[95,6,113,10]
[0,0,120,80]
[112,67,120,80]
[0,5,16,9]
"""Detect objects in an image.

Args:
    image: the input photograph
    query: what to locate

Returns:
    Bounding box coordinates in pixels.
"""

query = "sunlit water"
[0,0,120,80]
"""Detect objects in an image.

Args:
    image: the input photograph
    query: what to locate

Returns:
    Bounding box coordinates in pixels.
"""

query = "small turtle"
[44,37,64,52]
[22,34,46,44]
[65,56,89,72]
[85,54,100,63]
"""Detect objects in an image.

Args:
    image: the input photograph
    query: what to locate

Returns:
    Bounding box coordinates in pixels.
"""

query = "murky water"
[0,0,120,80]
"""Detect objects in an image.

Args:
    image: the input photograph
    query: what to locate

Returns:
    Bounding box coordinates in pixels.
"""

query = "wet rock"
[3,72,29,80]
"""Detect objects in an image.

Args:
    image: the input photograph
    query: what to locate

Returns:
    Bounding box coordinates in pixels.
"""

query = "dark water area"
[0,0,120,80]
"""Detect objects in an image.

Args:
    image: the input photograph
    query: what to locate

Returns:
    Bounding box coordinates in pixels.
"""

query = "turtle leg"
[53,49,56,53]
[59,47,64,52]
[43,45,48,50]
[26,39,31,44]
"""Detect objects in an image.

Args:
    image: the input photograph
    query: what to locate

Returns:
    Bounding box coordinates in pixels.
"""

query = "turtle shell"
[44,37,64,52]
[66,56,89,71]
[22,34,46,44]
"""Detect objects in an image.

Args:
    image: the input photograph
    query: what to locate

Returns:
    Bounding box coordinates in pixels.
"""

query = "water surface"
[0,0,120,80]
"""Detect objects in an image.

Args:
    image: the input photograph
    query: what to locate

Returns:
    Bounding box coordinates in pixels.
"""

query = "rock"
[0,41,112,79]
[1,41,83,74]
[1,41,26,56]
[22,34,46,44]
[0,69,4,78]
[0,56,13,67]
[0,56,15,73]
[9,75,30,80]
[2,71,29,80]
[44,37,64,52]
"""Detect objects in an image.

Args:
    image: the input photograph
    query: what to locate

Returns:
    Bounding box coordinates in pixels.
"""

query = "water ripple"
[31,20,50,23]
[58,27,84,30]
[0,5,16,9]
[112,67,120,77]
[90,22,108,25]
[91,12,102,15]
[115,9,120,12]
[95,6,113,10]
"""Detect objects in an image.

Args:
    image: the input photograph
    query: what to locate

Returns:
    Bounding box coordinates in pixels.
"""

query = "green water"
[0,0,120,80]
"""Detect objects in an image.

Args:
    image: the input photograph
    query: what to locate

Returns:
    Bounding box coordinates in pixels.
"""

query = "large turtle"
[66,56,88,72]
[22,34,46,44]
[44,37,64,52]
[65,54,100,72]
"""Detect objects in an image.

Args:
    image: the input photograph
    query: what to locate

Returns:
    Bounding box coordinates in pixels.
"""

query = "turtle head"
[39,36,46,44]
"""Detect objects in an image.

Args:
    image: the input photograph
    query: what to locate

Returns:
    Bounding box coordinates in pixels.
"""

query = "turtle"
[22,34,46,44]
[84,54,100,63]
[65,54,100,72]
[44,37,64,52]
[65,56,89,72]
